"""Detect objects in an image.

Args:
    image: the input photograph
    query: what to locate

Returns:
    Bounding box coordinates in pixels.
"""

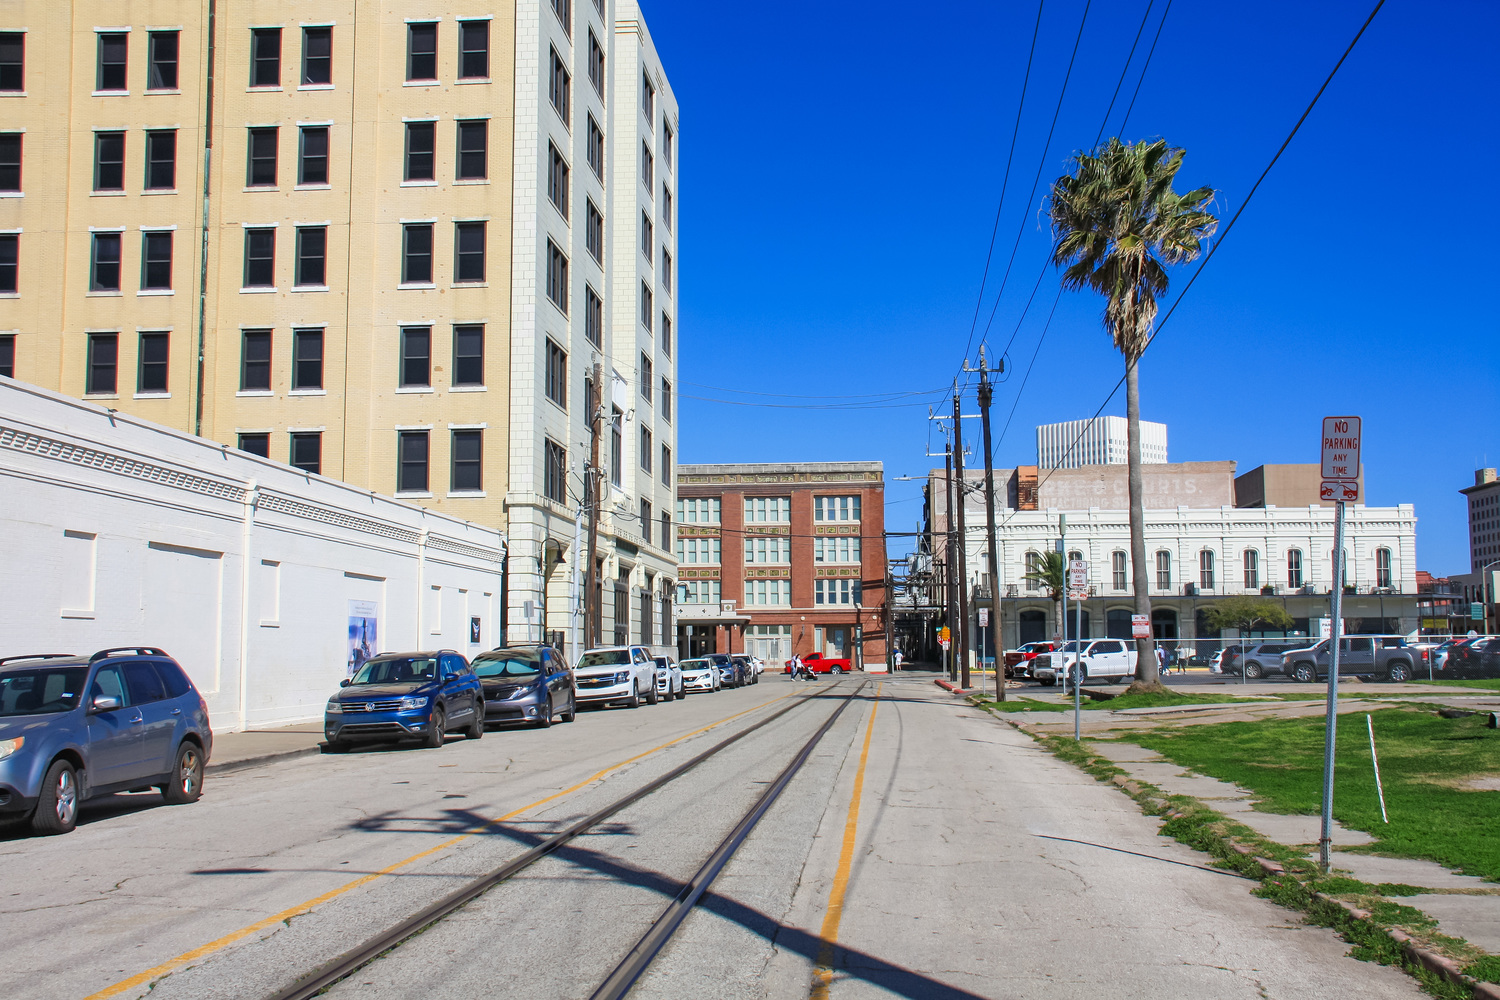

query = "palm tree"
[1022,551,1067,652]
[1049,138,1217,690]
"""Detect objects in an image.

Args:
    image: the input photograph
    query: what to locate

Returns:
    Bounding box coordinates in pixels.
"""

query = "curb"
[934,679,976,695]
[1315,893,1500,998]
[206,745,323,775]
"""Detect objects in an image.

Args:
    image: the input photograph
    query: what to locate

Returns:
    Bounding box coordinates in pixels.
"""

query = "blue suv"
[0,648,214,835]
[323,651,484,751]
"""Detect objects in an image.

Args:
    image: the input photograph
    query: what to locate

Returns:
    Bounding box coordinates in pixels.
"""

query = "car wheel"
[647,680,660,705]
[561,695,576,722]
[627,682,641,709]
[1292,663,1316,684]
[31,759,79,835]
[424,707,447,748]
[466,704,485,739]
[831,666,843,675]
[536,695,554,729]
[1244,662,1263,680]
[1385,661,1411,683]
[1041,676,1056,687]
[160,741,205,805]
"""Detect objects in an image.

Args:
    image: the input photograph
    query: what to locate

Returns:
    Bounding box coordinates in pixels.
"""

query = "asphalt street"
[1,674,1425,999]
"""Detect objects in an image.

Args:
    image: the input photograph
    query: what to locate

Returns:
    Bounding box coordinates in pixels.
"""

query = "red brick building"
[674,462,888,669]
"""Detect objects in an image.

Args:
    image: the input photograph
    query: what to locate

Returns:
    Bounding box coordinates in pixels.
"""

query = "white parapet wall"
[0,378,507,733]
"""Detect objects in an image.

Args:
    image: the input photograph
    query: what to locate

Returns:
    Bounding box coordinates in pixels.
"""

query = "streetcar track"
[265,681,866,1000]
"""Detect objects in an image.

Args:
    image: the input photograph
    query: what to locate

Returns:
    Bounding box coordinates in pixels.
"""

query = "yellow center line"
[810,681,882,999]
[83,689,799,1000]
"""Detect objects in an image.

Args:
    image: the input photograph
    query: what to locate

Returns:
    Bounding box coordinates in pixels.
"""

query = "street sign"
[1068,558,1089,589]
[940,639,951,649]
[1067,590,1087,602]
[937,625,951,642]
[1321,416,1361,501]
[1473,603,1485,621]
[1131,614,1150,638]
[978,609,989,627]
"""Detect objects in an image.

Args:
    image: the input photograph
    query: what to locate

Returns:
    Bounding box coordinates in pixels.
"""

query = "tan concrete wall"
[1037,461,1236,510]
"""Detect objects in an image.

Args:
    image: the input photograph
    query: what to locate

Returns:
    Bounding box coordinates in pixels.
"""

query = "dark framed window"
[661,248,672,293]
[458,20,489,79]
[404,122,435,182]
[145,130,176,190]
[584,285,602,346]
[250,28,282,87]
[291,433,321,474]
[610,409,622,486]
[301,27,331,85]
[640,281,652,329]
[663,186,673,231]
[545,339,567,408]
[661,312,672,356]
[640,140,653,188]
[641,69,655,121]
[587,29,604,97]
[97,32,127,91]
[238,433,270,457]
[640,211,653,260]
[586,115,604,179]
[140,231,172,290]
[94,131,124,191]
[640,352,652,401]
[452,324,484,386]
[551,0,572,35]
[90,233,122,291]
[451,430,482,491]
[0,334,14,378]
[0,33,23,92]
[640,426,652,473]
[454,222,485,283]
[399,431,430,493]
[400,326,431,387]
[661,378,672,422]
[240,330,272,390]
[547,142,569,216]
[0,234,16,294]
[298,126,328,185]
[402,224,433,284]
[137,331,169,393]
[295,226,326,286]
[247,127,278,186]
[457,120,487,180]
[86,333,118,394]
[661,444,670,486]
[545,240,568,313]
[0,133,21,192]
[585,199,603,263]
[407,23,437,82]
[548,48,570,123]
[148,31,178,90]
[243,228,275,287]
[661,513,671,550]
[641,499,652,538]
[293,328,323,389]
[664,122,674,168]
[543,438,567,504]
[584,376,597,426]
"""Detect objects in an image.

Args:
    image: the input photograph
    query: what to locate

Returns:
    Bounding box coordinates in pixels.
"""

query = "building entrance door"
[822,627,850,658]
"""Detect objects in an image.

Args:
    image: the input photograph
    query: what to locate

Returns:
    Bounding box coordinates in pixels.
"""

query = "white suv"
[575,646,659,708]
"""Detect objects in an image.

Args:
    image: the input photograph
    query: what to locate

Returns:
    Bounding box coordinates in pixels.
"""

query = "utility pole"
[972,349,1006,701]
[943,435,958,683]
[582,363,604,651]
[953,385,971,690]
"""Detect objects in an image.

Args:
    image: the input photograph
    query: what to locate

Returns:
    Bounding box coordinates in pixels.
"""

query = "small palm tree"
[1049,138,1216,690]
[1022,551,1067,648]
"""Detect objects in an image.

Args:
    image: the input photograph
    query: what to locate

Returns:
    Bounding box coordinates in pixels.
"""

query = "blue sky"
[644,0,1500,574]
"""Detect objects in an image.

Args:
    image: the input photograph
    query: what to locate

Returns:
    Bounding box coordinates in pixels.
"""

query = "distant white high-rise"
[1037,416,1168,469]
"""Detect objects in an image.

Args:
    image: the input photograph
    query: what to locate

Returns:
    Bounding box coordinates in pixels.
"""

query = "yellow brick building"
[0,0,680,649]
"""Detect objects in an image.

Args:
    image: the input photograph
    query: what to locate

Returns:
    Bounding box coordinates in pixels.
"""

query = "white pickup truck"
[1032,639,1138,686]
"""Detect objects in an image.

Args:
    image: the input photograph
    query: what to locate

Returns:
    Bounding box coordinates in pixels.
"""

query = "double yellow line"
[85,692,798,1000]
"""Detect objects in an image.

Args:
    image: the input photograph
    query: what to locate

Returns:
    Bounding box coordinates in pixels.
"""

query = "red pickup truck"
[783,652,853,675]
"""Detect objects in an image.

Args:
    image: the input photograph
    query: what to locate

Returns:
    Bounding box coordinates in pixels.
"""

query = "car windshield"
[350,657,438,685]
[578,650,630,668]
[0,667,89,716]
[681,659,707,670]
[472,653,542,679]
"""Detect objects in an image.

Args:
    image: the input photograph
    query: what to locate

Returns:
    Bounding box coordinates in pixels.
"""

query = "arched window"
[1199,549,1215,591]
[1243,549,1260,590]
[1376,547,1392,589]
[1111,551,1127,590]
[1155,550,1172,590]
[1287,548,1303,590]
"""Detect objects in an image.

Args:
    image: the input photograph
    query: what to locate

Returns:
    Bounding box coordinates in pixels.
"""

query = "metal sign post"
[1319,415,1361,872]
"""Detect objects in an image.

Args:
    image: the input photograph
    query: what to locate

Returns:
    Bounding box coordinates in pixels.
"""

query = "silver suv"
[1284,635,1416,683]
[1230,642,1309,679]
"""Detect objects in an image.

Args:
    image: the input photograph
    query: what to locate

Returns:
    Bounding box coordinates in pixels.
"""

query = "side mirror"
[340,678,351,687]
[91,694,122,713]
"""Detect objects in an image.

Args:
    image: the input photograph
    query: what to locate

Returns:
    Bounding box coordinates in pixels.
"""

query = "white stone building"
[1037,416,1167,469]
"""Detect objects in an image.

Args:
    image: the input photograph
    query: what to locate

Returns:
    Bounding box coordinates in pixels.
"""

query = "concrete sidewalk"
[206,721,324,774]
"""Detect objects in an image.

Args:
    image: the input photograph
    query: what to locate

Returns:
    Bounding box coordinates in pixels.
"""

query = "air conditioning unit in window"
[1181,583,1197,596]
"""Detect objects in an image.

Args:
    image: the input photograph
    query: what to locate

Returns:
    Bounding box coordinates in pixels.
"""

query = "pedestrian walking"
[1156,644,1167,675]
[789,653,801,680]
[893,648,904,672]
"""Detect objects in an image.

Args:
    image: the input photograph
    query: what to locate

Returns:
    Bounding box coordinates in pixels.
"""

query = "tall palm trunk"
[1126,353,1159,685]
